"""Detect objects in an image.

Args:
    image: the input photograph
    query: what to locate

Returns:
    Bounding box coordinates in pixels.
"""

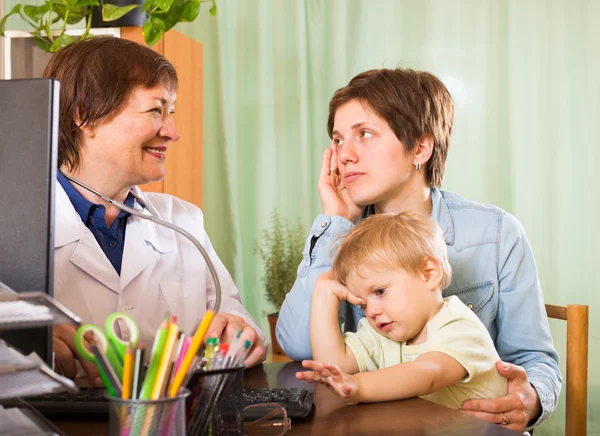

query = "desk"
[53,362,519,435]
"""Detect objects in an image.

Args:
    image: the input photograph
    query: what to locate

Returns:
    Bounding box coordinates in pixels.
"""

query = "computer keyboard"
[25,387,110,419]
[242,388,314,419]
[26,387,314,420]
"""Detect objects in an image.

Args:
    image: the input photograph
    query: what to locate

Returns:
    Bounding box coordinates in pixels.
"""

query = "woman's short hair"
[332,213,452,290]
[42,37,178,171]
[327,69,454,188]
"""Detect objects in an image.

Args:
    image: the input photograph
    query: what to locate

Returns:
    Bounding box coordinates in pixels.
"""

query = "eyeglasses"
[239,403,292,436]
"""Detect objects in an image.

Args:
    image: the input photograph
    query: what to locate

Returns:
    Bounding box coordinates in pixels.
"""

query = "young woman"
[277,68,560,432]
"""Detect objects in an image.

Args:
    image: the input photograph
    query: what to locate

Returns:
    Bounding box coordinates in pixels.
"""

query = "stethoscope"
[60,171,222,313]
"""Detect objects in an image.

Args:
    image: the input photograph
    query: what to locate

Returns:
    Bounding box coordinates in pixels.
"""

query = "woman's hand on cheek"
[318,145,363,222]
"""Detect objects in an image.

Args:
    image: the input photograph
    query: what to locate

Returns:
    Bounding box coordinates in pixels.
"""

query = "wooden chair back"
[545,304,589,436]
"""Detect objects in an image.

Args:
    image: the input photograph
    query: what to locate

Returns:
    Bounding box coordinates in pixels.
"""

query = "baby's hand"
[314,271,365,306]
[296,360,360,405]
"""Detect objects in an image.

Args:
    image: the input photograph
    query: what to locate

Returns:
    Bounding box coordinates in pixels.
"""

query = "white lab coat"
[53,182,267,350]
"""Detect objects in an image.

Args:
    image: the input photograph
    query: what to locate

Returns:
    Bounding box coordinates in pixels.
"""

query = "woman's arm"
[277,145,362,361]
[462,212,562,430]
[276,215,354,361]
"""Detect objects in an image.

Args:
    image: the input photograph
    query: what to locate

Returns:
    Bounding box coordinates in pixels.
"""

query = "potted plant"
[0,0,216,52]
[256,210,305,355]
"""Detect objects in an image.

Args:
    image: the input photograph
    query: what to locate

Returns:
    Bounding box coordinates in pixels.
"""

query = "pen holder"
[185,365,244,436]
[107,389,190,436]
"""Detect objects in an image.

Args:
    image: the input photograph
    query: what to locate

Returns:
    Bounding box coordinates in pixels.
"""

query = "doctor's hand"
[205,313,266,368]
[52,324,104,388]
[319,143,363,223]
[460,361,542,432]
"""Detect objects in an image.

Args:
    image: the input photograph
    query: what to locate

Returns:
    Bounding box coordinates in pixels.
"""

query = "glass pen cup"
[107,389,190,436]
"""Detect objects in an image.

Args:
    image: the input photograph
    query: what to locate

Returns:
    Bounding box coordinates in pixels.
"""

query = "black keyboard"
[242,388,314,419]
[27,387,314,420]
[25,387,110,420]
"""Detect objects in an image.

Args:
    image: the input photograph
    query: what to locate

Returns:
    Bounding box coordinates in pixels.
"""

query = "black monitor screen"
[0,78,60,365]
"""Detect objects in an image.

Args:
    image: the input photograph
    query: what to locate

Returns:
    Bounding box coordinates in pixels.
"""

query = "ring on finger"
[329,167,337,173]
[501,414,509,426]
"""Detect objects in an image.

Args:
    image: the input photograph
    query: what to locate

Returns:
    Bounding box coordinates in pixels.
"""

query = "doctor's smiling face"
[79,84,180,189]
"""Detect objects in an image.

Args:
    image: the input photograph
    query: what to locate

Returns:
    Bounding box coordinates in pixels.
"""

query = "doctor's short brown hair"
[327,68,454,188]
[42,37,178,171]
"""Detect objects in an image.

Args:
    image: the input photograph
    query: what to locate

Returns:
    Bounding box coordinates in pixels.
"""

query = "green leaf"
[74,0,100,7]
[209,0,216,16]
[142,17,164,46]
[43,21,53,39]
[155,0,174,12]
[49,33,76,52]
[51,2,67,21]
[140,0,154,12]
[66,10,85,24]
[152,0,181,31]
[0,4,22,36]
[23,4,51,22]
[255,210,306,310]
[34,35,53,52]
[180,0,199,22]
[102,3,139,21]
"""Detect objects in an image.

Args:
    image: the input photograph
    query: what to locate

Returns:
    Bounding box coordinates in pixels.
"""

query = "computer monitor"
[0,78,60,365]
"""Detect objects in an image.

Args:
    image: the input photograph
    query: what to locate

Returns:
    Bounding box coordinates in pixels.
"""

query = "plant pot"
[91,0,147,28]
[267,313,286,355]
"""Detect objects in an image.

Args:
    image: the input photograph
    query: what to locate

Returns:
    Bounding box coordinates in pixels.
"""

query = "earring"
[415,162,421,171]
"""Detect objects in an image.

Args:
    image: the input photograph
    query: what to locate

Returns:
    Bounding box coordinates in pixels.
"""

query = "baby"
[296,213,507,409]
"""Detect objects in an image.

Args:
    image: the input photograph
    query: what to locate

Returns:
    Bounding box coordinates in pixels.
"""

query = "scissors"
[74,312,140,381]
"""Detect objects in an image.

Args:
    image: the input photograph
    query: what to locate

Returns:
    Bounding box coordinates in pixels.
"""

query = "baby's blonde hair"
[332,213,452,290]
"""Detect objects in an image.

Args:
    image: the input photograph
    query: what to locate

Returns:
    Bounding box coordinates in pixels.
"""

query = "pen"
[168,310,215,397]
[91,343,121,397]
[139,319,169,400]
[235,340,253,365]
[151,317,180,399]
[224,330,242,366]
[204,337,220,369]
[165,331,186,395]
[210,343,229,370]
[131,346,144,400]
[174,337,191,376]
[121,343,134,399]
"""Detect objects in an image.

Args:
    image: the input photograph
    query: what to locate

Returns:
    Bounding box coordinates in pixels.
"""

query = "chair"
[545,304,589,436]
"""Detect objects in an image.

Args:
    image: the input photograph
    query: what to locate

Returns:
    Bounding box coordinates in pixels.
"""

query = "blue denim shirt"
[276,188,561,427]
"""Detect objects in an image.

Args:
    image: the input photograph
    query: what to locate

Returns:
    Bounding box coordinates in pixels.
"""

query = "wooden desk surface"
[53,362,519,436]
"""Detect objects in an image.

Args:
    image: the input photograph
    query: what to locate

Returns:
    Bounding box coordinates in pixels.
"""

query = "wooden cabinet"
[121,28,203,209]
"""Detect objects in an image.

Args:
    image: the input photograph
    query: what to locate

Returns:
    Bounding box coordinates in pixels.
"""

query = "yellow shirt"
[344,295,508,409]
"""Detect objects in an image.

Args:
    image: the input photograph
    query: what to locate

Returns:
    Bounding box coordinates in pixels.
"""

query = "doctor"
[43,37,266,386]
